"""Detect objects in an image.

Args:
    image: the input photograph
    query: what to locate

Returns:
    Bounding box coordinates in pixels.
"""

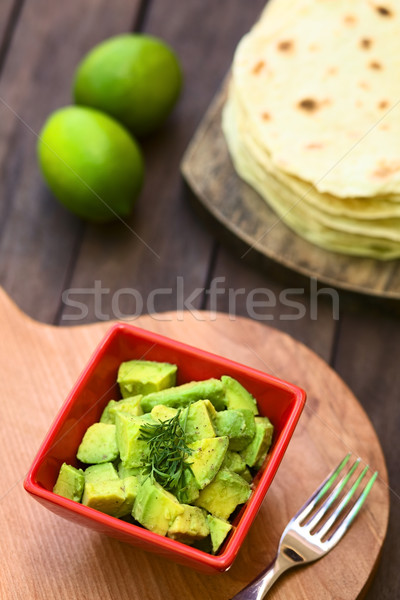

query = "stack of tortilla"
[222,0,400,259]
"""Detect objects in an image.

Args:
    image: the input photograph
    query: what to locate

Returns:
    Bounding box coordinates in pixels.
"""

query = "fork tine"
[318,465,377,543]
[304,457,360,531]
[294,453,351,524]
[326,470,378,547]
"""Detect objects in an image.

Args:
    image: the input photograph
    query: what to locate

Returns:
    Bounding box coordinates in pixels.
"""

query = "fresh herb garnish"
[138,408,193,495]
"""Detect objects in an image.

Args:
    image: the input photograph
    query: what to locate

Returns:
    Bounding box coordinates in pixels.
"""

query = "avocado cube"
[207,514,233,554]
[100,400,118,424]
[214,409,256,451]
[101,395,143,424]
[221,450,247,475]
[167,504,209,544]
[115,475,140,517]
[84,462,119,484]
[184,400,216,442]
[115,412,153,467]
[117,360,177,398]
[240,467,253,483]
[77,423,119,464]
[188,436,229,489]
[53,463,85,502]
[221,376,258,415]
[150,404,178,422]
[117,462,144,480]
[195,468,251,520]
[132,478,184,536]
[151,400,216,443]
[141,378,226,413]
[240,417,274,468]
[82,479,126,516]
[176,468,200,504]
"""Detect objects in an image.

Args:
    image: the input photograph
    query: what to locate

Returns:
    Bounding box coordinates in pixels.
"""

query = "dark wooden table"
[0,1,398,598]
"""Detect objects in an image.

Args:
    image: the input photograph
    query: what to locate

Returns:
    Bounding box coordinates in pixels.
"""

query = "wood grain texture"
[0,0,142,324]
[332,305,400,599]
[0,0,17,51]
[206,245,338,363]
[59,0,267,324]
[0,287,388,600]
[181,85,400,301]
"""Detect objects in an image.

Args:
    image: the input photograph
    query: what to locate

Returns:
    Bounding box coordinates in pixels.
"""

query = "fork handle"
[231,555,292,600]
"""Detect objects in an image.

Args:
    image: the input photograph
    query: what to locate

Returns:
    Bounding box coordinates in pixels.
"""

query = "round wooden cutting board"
[0,288,388,600]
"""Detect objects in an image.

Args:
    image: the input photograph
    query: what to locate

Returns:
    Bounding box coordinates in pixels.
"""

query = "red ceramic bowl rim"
[24,321,306,572]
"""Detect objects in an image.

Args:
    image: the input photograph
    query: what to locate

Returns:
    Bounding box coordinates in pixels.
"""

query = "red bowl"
[24,322,306,573]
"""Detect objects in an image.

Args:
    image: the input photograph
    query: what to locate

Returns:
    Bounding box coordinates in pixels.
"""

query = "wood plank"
[59,0,267,324]
[0,0,17,52]
[332,305,400,600]
[0,287,389,599]
[0,0,143,323]
[206,244,338,363]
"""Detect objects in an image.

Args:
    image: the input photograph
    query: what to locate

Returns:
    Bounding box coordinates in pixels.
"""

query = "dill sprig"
[138,408,193,495]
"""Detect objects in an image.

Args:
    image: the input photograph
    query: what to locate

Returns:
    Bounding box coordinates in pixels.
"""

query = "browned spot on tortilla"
[372,161,400,178]
[252,60,265,75]
[305,142,323,149]
[376,6,392,16]
[369,60,383,69]
[327,66,338,75]
[380,123,389,130]
[308,43,319,51]
[344,14,357,24]
[379,100,389,109]
[261,112,271,121]
[358,81,370,90]
[356,100,364,108]
[298,98,318,112]
[360,38,372,49]
[277,40,293,52]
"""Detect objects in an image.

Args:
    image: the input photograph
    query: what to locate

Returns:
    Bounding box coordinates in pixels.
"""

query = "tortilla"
[232,0,400,198]
[223,0,400,259]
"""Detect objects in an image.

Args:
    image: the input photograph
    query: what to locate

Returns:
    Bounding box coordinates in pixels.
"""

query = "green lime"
[37,106,144,222]
[73,33,183,137]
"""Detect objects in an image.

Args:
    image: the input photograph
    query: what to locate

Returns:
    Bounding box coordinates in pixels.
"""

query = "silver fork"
[231,454,378,600]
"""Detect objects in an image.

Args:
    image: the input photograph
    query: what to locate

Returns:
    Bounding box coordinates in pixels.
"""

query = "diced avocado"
[101,395,143,424]
[202,399,218,421]
[100,400,118,424]
[115,412,153,468]
[117,462,144,480]
[221,450,247,475]
[115,475,140,517]
[221,376,258,415]
[213,409,256,451]
[150,404,178,422]
[84,462,119,484]
[141,378,226,413]
[132,478,184,536]
[82,479,127,516]
[117,360,177,398]
[176,468,200,504]
[188,436,229,489]
[53,463,85,502]
[167,504,209,544]
[240,417,274,468]
[207,514,233,554]
[195,468,251,520]
[184,400,216,442]
[240,467,253,483]
[151,400,216,443]
[77,422,119,464]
